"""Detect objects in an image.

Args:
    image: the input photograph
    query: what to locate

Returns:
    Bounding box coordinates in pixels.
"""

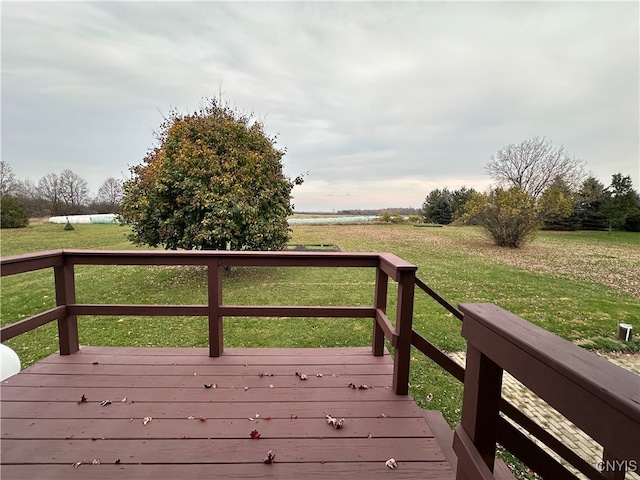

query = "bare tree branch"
[486,137,585,198]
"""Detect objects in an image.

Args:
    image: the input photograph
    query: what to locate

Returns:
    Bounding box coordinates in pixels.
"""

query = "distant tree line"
[337,207,421,216]
[0,161,123,226]
[422,137,639,247]
[422,175,640,232]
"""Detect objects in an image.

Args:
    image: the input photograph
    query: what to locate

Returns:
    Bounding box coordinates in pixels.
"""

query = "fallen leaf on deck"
[316,373,323,377]
[115,459,121,464]
[121,397,127,403]
[295,372,308,380]
[244,386,250,391]
[199,416,206,422]
[367,433,372,438]
[325,414,345,429]
[188,416,195,420]
[91,459,100,465]
[290,414,298,419]
[386,458,398,469]
[263,416,272,420]
[143,416,152,425]
[92,361,99,365]
[347,383,356,389]
[100,400,112,407]
[204,384,213,389]
[358,385,372,390]
[269,384,274,388]
[378,413,387,418]
[259,372,274,377]
[263,450,276,464]
[250,429,261,439]
[77,395,87,405]
[72,461,83,469]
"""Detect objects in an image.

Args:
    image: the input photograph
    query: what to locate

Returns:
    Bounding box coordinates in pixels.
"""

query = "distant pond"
[287,216,378,225]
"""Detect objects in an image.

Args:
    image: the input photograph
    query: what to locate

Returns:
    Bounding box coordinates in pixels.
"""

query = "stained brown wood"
[1,462,456,480]
[459,303,640,465]
[0,347,454,480]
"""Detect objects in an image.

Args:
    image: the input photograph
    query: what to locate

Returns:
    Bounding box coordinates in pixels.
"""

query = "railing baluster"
[392,268,415,395]
[601,448,627,480]
[454,344,503,478]
[54,262,79,355]
[208,259,223,357]
[372,267,388,356]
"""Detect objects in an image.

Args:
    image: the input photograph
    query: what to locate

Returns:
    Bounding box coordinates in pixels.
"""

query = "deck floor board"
[1,347,455,480]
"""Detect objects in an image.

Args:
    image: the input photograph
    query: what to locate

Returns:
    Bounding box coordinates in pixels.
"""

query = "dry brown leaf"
[263,450,276,464]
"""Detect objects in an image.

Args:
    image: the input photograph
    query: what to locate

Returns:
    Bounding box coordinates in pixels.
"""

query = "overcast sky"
[2,1,638,212]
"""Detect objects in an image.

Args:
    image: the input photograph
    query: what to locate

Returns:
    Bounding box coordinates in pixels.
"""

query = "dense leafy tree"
[422,188,453,224]
[461,185,572,248]
[574,176,608,230]
[540,177,578,230]
[0,195,29,228]
[119,98,303,251]
[451,187,477,220]
[486,137,585,198]
[601,173,640,231]
[422,187,477,224]
[461,188,540,248]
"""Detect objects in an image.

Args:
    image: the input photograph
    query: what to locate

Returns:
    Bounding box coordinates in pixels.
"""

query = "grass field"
[1,221,639,429]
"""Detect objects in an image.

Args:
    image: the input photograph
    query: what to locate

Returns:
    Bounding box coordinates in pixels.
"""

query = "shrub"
[0,195,29,229]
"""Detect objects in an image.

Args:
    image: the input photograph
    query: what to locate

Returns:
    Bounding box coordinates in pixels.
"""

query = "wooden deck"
[0,346,455,479]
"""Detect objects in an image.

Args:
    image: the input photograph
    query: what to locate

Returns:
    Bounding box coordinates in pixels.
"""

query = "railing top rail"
[0,250,64,276]
[1,249,419,274]
[459,303,640,419]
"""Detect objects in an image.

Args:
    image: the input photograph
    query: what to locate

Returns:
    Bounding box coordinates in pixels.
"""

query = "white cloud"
[2,1,638,211]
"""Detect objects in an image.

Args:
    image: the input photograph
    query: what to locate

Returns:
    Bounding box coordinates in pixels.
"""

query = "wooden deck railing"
[2,250,638,479]
[411,281,640,480]
[0,249,417,394]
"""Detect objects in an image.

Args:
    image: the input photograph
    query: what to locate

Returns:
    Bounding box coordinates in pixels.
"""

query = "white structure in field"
[48,214,118,224]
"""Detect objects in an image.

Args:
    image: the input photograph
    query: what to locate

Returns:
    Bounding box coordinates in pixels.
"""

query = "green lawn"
[1,221,638,428]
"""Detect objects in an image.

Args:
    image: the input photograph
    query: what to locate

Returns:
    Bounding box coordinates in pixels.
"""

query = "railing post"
[393,268,415,395]
[601,448,626,480]
[372,267,388,356]
[54,262,79,355]
[208,259,223,357]
[455,343,503,478]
